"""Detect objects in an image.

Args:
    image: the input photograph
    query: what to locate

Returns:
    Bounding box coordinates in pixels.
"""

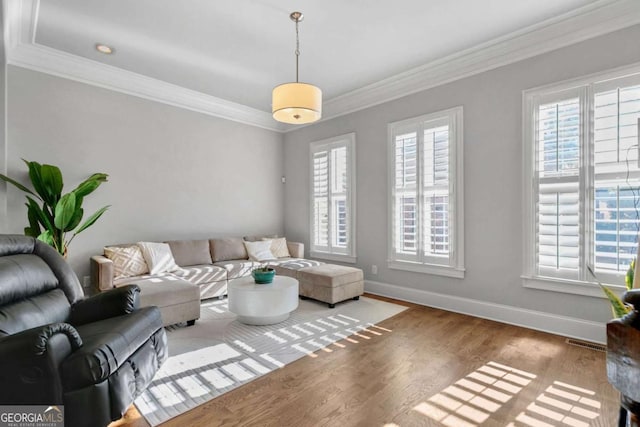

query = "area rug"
[135,296,407,425]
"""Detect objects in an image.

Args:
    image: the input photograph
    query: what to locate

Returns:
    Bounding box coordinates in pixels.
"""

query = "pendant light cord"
[295,18,300,83]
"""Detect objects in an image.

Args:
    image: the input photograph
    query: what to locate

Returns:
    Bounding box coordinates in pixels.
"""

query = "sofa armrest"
[91,255,114,291]
[70,285,141,326]
[287,241,304,258]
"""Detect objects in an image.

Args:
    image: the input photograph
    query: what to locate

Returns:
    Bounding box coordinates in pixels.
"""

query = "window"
[388,107,464,278]
[523,67,640,295]
[310,133,356,262]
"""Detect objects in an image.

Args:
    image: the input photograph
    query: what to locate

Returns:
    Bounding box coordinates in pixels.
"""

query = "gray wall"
[0,7,6,233]
[283,24,640,324]
[6,67,284,279]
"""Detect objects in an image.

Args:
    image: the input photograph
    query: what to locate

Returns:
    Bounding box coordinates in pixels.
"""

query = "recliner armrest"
[70,285,141,326]
[0,323,82,404]
[0,323,82,358]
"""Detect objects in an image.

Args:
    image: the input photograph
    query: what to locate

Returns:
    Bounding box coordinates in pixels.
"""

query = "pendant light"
[272,11,322,124]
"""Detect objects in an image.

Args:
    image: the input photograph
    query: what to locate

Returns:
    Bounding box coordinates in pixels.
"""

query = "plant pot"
[252,269,275,284]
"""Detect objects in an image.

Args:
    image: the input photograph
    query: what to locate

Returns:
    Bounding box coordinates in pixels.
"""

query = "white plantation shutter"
[593,83,640,274]
[393,131,418,258]
[313,151,329,249]
[535,97,581,280]
[424,125,450,257]
[524,70,640,291]
[310,134,356,258]
[389,107,464,275]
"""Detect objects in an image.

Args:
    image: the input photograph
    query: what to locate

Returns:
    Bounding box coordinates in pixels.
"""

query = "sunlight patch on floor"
[412,361,536,426]
[508,381,601,427]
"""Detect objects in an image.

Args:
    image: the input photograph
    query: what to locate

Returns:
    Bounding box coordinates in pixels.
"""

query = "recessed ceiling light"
[95,44,114,54]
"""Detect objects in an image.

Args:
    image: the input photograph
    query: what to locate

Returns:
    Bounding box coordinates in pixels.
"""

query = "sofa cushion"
[166,240,212,267]
[61,306,163,390]
[104,246,149,278]
[213,260,256,279]
[262,237,291,258]
[210,238,248,262]
[113,272,175,287]
[137,242,180,274]
[273,259,324,278]
[174,264,227,285]
[243,234,278,242]
[243,240,276,262]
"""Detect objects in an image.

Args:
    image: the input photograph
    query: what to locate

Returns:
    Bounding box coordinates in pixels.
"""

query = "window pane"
[537,181,580,272]
[332,197,348,248]
[313,152,328,196]
[331,146,347,194]
[424,125,449,187]
[595,85,640,170]
[395,132,417,189]
[537,99,580,177]
[314,197,328,247]
[594,186,640,272]
[424,193,449,256]
[396,194,417,255]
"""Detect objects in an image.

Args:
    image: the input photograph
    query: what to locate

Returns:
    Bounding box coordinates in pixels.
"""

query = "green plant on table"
[588,261,635,318]
[253,263,274,272]
[0,159,109,257]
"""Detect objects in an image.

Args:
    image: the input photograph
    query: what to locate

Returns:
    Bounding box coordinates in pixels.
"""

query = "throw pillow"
[137,241,181,274]
[210,237,248,262]
[166,239,212,266]
[243,240,277,262]
[262,237,291,258]
[104,245,149,279]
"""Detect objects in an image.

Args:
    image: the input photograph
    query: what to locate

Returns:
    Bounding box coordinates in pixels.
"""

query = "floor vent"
[565,338,606,352]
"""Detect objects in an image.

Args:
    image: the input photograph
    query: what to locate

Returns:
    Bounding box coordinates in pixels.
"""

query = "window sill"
[521,275,624,299]
[388,260,465,278]
[310,252,357,264]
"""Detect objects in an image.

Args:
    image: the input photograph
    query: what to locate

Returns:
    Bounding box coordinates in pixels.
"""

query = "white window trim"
[522,62,640,297]
[309,133,357,263]
[387,106,465,278]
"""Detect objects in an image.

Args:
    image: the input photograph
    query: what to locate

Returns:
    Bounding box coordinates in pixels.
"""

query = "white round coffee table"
[228,275,299,325]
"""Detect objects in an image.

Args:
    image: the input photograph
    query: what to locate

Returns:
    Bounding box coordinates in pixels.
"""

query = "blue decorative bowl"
[252,269,275,284]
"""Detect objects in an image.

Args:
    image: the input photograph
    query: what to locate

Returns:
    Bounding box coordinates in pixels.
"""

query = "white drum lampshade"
[272,82,322,124]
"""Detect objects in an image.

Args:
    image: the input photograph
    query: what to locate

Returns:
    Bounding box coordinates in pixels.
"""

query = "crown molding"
[3,0,286,132]
[308,0,640,130]
[4,0,640,134]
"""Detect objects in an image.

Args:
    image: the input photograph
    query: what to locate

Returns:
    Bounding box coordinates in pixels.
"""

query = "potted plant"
[0,159,109,257]
[252,263,276,284]
[588,262,634,318]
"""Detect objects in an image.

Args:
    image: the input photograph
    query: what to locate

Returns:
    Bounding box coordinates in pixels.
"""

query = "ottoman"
[125,278,201,327]
[297,264,364,308]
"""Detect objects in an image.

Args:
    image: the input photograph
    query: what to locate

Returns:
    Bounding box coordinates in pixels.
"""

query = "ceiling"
[33,0,603,114]
[5,0,640,127]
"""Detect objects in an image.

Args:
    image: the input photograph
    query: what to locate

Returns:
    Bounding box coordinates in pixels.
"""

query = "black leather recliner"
[0,235,168,427]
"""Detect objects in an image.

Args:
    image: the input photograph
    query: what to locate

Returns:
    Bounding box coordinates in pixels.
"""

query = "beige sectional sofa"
[91,237,323,325]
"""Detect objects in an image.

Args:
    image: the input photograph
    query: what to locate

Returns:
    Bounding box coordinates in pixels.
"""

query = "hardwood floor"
[112,295,619,427]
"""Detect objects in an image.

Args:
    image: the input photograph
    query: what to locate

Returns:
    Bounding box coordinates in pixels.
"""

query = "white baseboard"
[365,280,606,344]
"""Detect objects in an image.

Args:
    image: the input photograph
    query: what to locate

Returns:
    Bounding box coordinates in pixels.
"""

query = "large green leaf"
[73,173,108,198]
[24,160,50,204]
[74,205,109,235]
[25,196,54,231]
[37,230,54,246]
[0,173,38,198]
[40,164,64,203]
[26,205,42,237]
[64,207,84,232]
[54,192,77,230]
[599,284,631,318]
